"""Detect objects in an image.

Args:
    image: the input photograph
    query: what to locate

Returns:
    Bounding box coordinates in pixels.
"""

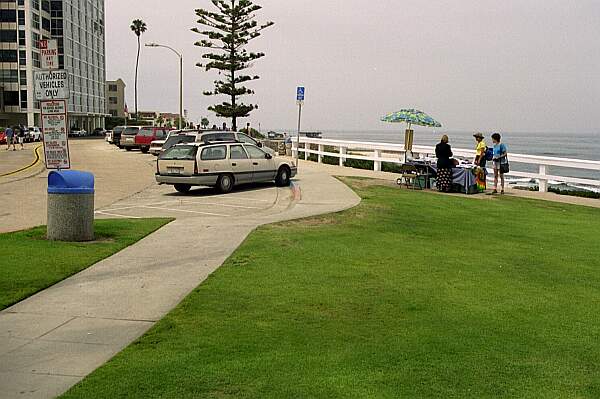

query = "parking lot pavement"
[0,139,157,233]
[0,142,42,177]
[95,182,287,220]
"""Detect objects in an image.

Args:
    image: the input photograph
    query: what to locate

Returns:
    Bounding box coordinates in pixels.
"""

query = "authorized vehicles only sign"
[41,100,70,169]
[34,70,70,100]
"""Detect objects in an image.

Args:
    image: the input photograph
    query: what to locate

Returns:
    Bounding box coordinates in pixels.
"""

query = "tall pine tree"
[192,0,274,131]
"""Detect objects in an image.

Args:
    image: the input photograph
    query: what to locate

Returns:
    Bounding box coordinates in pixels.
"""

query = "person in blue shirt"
[491,133,508,194]
[5,126,15,151]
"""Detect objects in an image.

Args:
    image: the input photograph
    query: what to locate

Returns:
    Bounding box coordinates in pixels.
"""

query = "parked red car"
[0,131,6,145]
[134,127,170,153]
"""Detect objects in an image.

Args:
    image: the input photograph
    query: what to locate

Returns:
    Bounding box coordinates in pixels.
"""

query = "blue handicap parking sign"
[296,87,305,101]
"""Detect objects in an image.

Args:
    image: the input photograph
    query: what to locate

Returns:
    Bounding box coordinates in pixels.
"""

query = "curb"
[0,144,43,178]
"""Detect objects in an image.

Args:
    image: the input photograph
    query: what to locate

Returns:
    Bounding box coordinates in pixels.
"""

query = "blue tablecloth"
[424,163,478,194]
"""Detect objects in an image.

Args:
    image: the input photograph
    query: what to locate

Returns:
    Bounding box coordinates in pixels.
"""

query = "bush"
[549,187,600,199]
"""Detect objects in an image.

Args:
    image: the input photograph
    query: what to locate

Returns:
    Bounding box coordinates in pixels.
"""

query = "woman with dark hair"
[491,132,508,194]
[435,135,453,192]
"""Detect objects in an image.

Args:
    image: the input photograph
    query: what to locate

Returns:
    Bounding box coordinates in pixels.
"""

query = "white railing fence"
[292,138,600,193]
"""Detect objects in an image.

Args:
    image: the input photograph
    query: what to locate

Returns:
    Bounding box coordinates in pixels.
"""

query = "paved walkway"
[298,160,600,208]
[0,163,360,398]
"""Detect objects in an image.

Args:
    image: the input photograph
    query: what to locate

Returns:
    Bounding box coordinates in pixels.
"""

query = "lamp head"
[145,43,159,47]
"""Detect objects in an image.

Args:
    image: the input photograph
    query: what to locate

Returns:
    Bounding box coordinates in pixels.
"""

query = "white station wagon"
[155,142,297,193]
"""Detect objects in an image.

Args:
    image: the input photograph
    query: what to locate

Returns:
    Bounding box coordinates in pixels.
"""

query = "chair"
[397,164,427,190]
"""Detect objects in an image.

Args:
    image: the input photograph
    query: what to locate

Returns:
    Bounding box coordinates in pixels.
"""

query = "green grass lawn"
[0,218,172,310]
[62,180,600,398]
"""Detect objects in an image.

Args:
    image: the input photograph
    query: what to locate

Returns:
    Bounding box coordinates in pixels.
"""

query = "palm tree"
[130,19,147,120]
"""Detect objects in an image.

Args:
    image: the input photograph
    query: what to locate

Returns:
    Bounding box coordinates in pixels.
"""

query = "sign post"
[35,42,70,170]
[41,100,70,169]
[296,86,305,168]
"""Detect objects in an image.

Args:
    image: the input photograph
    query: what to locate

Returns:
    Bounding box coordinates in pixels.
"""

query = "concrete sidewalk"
[0,164,360,398]
[299,159,600,209]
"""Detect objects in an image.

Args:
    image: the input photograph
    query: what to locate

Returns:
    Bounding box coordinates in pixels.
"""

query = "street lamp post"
[145,42,183,130]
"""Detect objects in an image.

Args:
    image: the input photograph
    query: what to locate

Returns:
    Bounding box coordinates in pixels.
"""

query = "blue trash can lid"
[48,170,95,194]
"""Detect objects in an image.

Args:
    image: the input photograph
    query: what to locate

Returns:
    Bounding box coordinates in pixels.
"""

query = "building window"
[20,70,27,85]
[18,10,25,26]
[32,12,40,30]
[109,96,117,105]
[18,29,25,46]
[0,70,19,83]
[20,90,28,110]
[0,49,18,63]
[31,0,40,10]
[0,30,18,43]
[0,10,17,23]
[108,84,117,92]
[3,91,19,106]
[18,49,26,65]
[32,51,40,67]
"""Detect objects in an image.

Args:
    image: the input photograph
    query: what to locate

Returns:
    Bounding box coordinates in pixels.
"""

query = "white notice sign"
[39,39,59,70]
[41,100,70,169]
[34,70,70,100]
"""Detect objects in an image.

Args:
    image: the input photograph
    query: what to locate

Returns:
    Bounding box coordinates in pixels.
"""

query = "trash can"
[47,170,95,242]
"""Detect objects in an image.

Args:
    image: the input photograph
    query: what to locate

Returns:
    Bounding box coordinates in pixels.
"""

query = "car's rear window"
[123,127,139,136]
[201,145,227,161]
[113,127,124,134]
[164,135,196,149]
[200,133,235,143]
[161,145,198,160]
[138,128,153,137]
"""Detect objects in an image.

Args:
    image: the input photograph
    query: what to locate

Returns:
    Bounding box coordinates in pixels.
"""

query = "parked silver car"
[156,142,296,193]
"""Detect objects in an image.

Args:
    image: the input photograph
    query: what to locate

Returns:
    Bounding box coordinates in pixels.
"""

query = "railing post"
[339,146,346,167]
[374,149,382,171]
[318,144,324,163]
[539,164,548,193]
[304,143,309,161]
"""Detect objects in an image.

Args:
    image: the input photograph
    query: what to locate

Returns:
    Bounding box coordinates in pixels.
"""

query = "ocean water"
[319,130,600,181]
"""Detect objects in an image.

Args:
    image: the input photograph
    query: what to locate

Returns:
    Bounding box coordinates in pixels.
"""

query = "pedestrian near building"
[16,125,25,150]
[5,126,15,151]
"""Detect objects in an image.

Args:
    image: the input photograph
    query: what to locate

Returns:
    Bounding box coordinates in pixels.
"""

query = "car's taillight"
[156,159,159,174]
[194,159,199,175]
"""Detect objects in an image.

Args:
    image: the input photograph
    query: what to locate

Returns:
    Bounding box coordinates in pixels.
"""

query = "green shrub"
[549,187,600,199]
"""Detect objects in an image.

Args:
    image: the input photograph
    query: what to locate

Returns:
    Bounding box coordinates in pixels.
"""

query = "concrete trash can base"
[47,170,95,242]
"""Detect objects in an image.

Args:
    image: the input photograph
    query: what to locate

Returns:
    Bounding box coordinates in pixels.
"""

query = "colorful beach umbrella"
[381,109,442,129]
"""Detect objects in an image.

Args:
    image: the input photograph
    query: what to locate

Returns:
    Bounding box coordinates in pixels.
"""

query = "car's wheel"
[174,184,191,193]
[275,166,291,187]
[125,147,132,151]
[141,147,149,154]
[217,174,234,194]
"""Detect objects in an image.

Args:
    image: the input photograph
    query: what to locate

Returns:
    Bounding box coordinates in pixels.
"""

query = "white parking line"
[140,205,229,217]
[217,196,273,203]
[174,200,264,209]
[95,210,142,219]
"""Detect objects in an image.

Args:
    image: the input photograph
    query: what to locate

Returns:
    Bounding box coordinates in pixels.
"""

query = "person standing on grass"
[435,135,453,193]
[5,126,15,151]
[491,133,508,194]
[473,132,488,192]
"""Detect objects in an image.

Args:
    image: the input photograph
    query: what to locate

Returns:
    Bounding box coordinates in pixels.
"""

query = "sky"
[105,0,600,133]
